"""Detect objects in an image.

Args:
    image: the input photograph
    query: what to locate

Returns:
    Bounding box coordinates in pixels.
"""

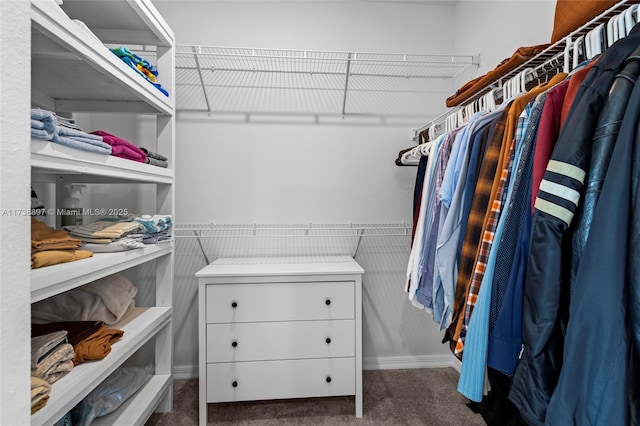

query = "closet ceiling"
[174,45,479,124]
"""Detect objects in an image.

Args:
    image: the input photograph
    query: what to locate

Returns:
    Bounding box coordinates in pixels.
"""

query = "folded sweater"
[32,218,82,252]
[73,325,124,365]
[32,249,94,269]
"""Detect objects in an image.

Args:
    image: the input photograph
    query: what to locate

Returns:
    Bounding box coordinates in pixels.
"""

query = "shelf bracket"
[192,46,212,116]
[341,53,353,118]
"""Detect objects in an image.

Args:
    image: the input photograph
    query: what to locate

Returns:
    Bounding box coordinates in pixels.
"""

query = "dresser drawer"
[206,357,355,403]
[207,319,355,363]
[205,281,354,323]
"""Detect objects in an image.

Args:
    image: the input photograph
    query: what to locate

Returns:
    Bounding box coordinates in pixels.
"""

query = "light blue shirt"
[457,102,533,402]
[432,109,503,329]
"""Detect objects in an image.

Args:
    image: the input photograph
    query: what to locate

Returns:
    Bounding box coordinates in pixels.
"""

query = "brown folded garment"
[31,376,51,414]
[32,321,104,347]
[31,249,93,269]
[446,44,550,107]
[31,218,81,252]
[73,325,124,365]
[550,0,619,44]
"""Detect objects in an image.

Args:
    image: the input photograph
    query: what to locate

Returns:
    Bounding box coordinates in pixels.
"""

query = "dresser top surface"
[195,256,364,278]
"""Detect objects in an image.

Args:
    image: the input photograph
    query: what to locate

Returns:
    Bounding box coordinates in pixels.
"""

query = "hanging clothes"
[509,24,640,426]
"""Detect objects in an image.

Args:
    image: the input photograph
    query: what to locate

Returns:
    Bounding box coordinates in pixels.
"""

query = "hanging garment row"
[404,21,640,426]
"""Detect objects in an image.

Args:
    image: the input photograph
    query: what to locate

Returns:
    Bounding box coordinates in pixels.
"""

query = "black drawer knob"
[232,381,238,388]
[326,376,332,383]
[231,301,238,308]
[325,337,331,344]
[325,299,331,306]
[232,341,238,348]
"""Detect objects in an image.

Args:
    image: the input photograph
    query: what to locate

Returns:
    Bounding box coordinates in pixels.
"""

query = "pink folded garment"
[90,130,147,163]
[110,145,146,162]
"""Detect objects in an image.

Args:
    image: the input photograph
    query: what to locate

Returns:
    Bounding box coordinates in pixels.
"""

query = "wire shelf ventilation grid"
[174,222,412,262]
[175,45,479,123]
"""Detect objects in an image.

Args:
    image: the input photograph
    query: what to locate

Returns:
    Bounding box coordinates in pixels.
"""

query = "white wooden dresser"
[195,256,364,425]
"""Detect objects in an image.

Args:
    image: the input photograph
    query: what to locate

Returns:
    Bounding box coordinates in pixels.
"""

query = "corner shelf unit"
[175,45,480,123]
[29,0,175,425]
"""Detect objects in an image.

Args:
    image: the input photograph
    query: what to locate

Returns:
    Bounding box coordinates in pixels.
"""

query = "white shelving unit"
[29,0,175,424]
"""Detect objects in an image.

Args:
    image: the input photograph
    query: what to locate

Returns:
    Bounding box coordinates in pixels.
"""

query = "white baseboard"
[173,364,198,380]
[173,355,462,380]
[363,354,460,371]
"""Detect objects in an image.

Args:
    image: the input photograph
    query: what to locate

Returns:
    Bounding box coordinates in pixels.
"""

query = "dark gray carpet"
[146,368,486,425]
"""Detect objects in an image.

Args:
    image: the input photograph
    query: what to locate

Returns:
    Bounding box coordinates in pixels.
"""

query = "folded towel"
[57,126,103,141]
[145,157,168,168]
[110,145,146,162]
[32,273,138,325]
[31,331,68,369]
[90,131,147,163]
[73,325,124,365]
[32,249,94,269]
[32,218,82,252]
[133,214,172,234]
[69,220,143,241]
[32,321,104,347]
[140,148,167,161]
[142,230,171,244]
[31,108,57,123]
[31,376,51,414]
[32,343,75,384]
[31,109,57,140]
[50,134,112,155]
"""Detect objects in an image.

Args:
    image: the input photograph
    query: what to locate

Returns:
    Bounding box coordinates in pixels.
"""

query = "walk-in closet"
[1,0,639,425]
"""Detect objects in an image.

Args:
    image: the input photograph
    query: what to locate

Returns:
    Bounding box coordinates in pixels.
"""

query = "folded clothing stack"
[141,147,169,168]
[90,130,147,163]
[31,376,51,414]
[31,218,93,269]
[67,219,144,244]
[133,214,172,234]
[31,109,112,155]
[32,273,138,325]
[110,46,169,97]
[32,321,124,366]
[31,331,75,385]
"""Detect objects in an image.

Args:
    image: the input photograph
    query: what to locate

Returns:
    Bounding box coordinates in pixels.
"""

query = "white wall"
[0,1,31,423]
[146,0,559,376]
[152,0,463,375]
[454,0,556,75]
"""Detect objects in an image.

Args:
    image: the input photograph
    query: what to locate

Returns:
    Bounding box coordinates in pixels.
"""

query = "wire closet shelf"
[413,0,637,139]
[175,222,412,238]
[175,223,413,262]
[174,45,480,123]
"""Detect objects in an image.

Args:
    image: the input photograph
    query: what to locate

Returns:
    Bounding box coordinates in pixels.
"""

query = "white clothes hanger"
[607,14,620,47]
[586,23,605,59]
[625,4,638,35]
[563,36,573,73]
[573,35,585,70]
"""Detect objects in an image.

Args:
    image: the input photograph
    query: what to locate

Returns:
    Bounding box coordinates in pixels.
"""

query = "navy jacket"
[545,77,640,426]
[509,24,640,426]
